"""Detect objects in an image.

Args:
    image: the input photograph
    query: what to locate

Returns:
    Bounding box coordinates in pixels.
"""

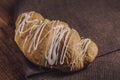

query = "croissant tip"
[86,41,98,62]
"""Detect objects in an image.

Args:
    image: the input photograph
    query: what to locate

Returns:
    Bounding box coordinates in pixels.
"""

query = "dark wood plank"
[0,25,26,80]
[0,0,15,25]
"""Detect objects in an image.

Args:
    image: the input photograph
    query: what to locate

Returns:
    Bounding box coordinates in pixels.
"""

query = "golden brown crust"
[15,11,98,72]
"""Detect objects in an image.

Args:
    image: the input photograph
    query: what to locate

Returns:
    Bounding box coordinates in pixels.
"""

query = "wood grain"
[0,0,15,26]
[0,0,26,80]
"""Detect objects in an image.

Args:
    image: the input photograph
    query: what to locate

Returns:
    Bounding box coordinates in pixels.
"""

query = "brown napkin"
[14,0,120,80]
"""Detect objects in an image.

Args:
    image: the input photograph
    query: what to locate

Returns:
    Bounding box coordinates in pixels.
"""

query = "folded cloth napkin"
[14,0,120,80]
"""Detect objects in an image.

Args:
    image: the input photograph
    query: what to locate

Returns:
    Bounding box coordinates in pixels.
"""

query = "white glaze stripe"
[70,38,91,70]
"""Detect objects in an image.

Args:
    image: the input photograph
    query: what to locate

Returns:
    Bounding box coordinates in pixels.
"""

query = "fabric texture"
[13,0,120,80]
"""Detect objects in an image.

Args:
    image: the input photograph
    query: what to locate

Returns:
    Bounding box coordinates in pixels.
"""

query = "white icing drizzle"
[15,11,91,70]
[45,25,71,65]
[70,38,91,70]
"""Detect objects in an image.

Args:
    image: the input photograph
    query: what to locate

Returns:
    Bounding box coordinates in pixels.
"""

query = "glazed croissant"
[15,11,98,72]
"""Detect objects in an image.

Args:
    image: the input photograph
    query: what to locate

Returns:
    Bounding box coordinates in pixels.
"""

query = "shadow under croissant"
[26,67,88,79]
[24,56,89,79]
[24,48,120,79]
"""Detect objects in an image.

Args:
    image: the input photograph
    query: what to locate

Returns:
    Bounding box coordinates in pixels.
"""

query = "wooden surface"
[0,0,15,25]
[0,0,25,80]
[0,0,120,80]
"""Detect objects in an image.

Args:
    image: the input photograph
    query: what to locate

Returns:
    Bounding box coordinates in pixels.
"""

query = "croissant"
[15,11,98,72]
